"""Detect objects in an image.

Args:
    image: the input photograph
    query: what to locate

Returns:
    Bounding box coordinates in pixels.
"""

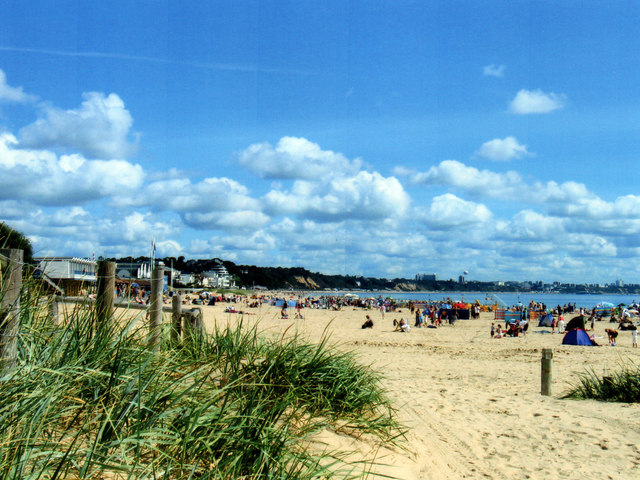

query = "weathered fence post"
[95,261,116,323]
[0,248,23,369]
[48,299,58,322]
[183,308,204,345]
[171,294,182,343]
[541,348,553,396]
[148,266,164,348]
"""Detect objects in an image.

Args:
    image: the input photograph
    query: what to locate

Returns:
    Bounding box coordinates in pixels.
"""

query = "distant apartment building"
[415,273,437,282]
[202,264,234,289]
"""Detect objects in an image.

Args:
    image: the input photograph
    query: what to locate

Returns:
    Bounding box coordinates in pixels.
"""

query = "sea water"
[336,291,639,309]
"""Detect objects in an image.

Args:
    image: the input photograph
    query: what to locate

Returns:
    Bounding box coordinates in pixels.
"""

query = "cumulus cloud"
[263,171,410,221]
[19,92,137,159]
[509,89,566,114]
[499,210,565,240]
[420,194,492,229]
[0,69,35,102]
[117,176,268,231]
[403,160,524,198]
[397,160,597,207]
[238,136,361,179]
[475,136,533,161]
[0,133,144,205]
[483,64,505,78]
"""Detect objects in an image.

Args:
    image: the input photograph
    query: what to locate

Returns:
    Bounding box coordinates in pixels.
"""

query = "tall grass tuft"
[563,363,640,403]
[0,279,404,479]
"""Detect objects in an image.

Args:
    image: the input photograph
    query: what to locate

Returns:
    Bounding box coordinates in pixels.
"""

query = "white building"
[201,270,234,288]
[34,257,97,295]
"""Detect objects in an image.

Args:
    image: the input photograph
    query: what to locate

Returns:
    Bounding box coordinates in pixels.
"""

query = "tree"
[0,222,34,265]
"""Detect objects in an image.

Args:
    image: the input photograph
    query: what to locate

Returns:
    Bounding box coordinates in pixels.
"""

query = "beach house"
[34,257,97,296]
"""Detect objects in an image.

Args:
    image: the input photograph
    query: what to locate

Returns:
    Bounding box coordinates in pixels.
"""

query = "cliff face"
[294,276,320,289]
[394,282,418,291]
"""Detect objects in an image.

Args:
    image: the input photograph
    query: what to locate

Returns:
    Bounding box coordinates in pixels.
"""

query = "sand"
[182,299,640,479]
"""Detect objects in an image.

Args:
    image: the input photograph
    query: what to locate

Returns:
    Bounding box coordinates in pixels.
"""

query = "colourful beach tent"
[562,329,597,346]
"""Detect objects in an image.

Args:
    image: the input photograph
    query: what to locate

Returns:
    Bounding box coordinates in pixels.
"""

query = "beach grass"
[563,362,640,403]
[0,281,405,479]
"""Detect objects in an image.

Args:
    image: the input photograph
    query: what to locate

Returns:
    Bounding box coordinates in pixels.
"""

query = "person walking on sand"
[632,327,638,348]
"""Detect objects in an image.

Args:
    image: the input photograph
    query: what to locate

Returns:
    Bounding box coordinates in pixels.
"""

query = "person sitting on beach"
[494,324,503,339]
[393,318,410,332]
[362,315,374,329]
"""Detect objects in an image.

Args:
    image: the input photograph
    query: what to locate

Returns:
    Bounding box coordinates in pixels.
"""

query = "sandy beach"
[159,298,640,479]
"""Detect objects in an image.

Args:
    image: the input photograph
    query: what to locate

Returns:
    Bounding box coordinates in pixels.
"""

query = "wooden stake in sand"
[96,261,116,323]
[171,294,182,343]
[541,348,553,396]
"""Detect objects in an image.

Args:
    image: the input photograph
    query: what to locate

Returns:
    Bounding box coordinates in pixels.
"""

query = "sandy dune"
[181,299,640,479]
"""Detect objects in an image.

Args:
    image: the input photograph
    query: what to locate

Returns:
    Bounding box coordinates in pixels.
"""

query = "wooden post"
[541,348,553,396]
[183,308,204,344]
[95,261,116,323]
[0,249,23,369]
[48,299,58,322]
[148,266,164,348]
[171,294,182,343]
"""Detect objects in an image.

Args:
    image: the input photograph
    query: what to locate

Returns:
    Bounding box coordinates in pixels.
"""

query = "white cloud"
[219,230,278,252]
[0,69,35,102]
[19,92,137,159]
[483,64,505,78]
[398,160,597,207]
[475,136,533,161]
[263,171,410,221]
[238,136,361,180]
[499,210,565,240]
[117,176,268,231]
[405,160,524,198]
[509,89,566,114]
[0,133,144,205]
[420,194,492,229]
[183,210,270,230]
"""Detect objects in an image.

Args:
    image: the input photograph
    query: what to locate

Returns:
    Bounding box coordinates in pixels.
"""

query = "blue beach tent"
[562,329,597,346]
[538,313,554,327]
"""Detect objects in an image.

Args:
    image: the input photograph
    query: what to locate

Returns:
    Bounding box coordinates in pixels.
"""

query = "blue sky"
[1,1,639,283]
